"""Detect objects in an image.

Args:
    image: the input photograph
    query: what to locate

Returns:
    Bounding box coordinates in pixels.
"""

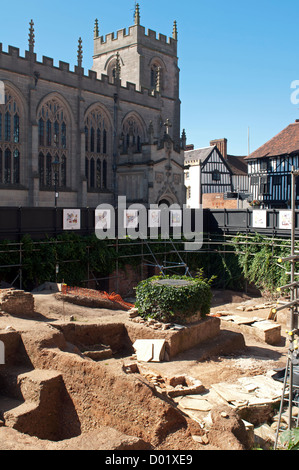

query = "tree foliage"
[231,233,293,293]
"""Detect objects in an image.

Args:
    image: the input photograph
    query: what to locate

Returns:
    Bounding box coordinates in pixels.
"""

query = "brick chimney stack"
[210,138,227,159]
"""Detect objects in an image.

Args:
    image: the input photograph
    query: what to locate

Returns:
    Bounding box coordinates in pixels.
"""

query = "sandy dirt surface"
[0,288,291,451]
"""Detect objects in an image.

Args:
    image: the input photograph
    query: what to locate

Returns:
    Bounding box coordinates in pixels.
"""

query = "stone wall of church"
[0,16,184,209]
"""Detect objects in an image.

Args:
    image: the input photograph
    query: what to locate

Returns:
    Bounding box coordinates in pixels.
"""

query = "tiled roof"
[246,120,299,160]
[184,146,215,164]
[226,155,248,175]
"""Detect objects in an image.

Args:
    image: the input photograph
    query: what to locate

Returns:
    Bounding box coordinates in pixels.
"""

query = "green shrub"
[280,428,299,450]
[135,273,213,323]
[232,233,292,293]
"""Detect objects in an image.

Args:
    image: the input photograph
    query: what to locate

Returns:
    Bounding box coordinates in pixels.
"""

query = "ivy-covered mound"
[135,274,213,324]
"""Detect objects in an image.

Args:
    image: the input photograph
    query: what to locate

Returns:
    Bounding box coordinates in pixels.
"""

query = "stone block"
[251,321,281,345]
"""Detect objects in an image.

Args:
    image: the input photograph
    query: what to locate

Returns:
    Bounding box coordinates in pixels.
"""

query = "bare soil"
[0,288,290,451]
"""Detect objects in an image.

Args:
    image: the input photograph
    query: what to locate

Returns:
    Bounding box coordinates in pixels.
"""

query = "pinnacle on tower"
[28,19,35,53]
[94,19,99,39]
[156,67,162,93]
[181,129,187,149]
[77,37,83,67]
[115,52,121,80]
[172,20,178,41]
[134,3,140,26]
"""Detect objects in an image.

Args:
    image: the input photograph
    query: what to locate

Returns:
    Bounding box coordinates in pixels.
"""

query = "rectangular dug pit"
[51,316,221,364]
[52,322,129,357]
[123,362,205,398]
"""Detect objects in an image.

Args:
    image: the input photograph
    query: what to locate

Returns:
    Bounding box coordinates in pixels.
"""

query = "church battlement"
[94,24,177,58]
[94,4,177,58]
[92,5,179,100]
[0,41,161,104]
[0,7,183,209]
[96,25,176,50]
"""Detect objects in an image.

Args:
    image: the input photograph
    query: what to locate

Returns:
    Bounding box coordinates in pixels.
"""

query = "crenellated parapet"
[0,7,183,209]
[94,24,177,57]
[93,3,177,59]
[0,41,162,106]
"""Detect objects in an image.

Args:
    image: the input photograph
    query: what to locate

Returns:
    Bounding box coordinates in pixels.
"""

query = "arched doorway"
[158,198,171,207]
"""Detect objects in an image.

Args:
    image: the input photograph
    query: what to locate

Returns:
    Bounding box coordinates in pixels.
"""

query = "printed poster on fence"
[148,209,161,228]
[124,210,139,229]
[95,209,111,230]
[279,210,292,230]
[252,210,267,228]
[170,209,182,227]
[63,209,81,230]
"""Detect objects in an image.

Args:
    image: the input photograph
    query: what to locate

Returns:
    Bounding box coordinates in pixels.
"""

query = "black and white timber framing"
[184,145,249,206]
[248,154,299,208]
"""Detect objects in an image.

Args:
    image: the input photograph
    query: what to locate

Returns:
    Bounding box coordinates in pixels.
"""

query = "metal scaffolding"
[274,167,299,449]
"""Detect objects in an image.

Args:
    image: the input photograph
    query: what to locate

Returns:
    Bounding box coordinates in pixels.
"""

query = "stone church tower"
[0,4,185,208]
[92,4,185,207]
[92,4,181,145]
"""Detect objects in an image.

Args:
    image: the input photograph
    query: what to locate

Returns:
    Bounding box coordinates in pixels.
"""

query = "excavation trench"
[0,318,227,448]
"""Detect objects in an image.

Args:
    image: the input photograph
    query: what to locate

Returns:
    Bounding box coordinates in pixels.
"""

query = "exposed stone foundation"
[0,289,34,317]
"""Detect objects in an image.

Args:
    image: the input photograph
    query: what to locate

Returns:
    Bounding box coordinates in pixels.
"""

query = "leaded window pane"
[0,148,2,183]
[13,114,19,143]
[39,119,44,147]
[46,153,52,187]
[96,159,101,188]
[5,112,11,141]
[0,90,22,185]
[4,148,11,184]
[84,107,111,190]
[46,120,52,147]
[38,98,69,188]
[39,153,44,187]
[61,122,66,149]
[90,158,95,188]
[103,160,107,189]
[13,149,20,184]
[61,155,66,187]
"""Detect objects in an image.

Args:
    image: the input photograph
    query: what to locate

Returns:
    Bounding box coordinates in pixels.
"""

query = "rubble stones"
[128,308,139,319]
[0,289,34,317]
[130,316,178,331]
[192,434,209,445]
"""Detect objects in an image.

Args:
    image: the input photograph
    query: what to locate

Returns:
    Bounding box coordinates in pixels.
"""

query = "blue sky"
[0,0,298,156]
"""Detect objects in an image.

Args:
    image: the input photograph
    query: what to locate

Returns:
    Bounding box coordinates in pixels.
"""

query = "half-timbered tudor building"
[184,138,249,209]
[246,120,299,208]
[0,5,186,208]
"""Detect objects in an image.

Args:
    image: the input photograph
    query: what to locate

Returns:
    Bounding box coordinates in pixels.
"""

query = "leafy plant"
[231,233,292,293]
[135,273,213,323]
[280,428,299,450]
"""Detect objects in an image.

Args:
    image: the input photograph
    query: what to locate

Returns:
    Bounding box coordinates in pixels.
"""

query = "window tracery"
[0,90,21,185]
[121,116,143,154]
[38,97,69,189]
[84,106,110,190]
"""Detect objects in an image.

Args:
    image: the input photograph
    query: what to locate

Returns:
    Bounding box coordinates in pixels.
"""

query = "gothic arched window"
[150,62,163,91]
[84,106,111,191]
[38,97,69,188]
[121,116,144,154]
[0,89,22,185]
[107,56,121,83]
